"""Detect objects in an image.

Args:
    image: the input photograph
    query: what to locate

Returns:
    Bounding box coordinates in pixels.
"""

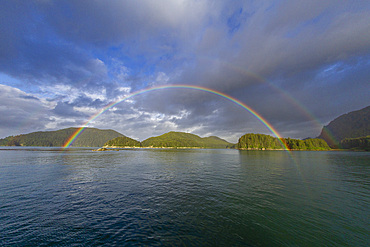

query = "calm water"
[0,147,369,246]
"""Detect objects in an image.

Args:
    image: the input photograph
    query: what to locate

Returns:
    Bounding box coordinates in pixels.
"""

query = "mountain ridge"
[318,106,370,148]
[0,127,123,147]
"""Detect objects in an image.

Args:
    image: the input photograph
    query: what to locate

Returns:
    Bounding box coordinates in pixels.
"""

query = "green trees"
[139,131,233,148]
[102,131,234,149]
[238,133,285,150]
[0,128,123,147]
[238,133,331,150]
[341,136,370,151]
[0,136,20,146]
[104,136,141,147]
[284,138,330,150]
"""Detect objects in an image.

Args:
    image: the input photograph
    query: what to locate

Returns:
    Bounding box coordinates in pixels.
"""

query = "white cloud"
[73,106,99,115]
[42,84,80,102]
[84,88,107,102]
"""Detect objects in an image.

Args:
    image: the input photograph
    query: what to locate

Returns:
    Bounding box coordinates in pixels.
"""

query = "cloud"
[0,1,369,142]
[40,0,209,46]
[0,84,51,137]
[0,1,109,92]
[52,101,86,118]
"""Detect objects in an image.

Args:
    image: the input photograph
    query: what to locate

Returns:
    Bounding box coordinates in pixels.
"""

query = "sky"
[0,0,369,143]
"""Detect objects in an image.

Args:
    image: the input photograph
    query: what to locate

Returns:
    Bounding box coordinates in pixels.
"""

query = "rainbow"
[63,84,290,150]
[214,60,338,145]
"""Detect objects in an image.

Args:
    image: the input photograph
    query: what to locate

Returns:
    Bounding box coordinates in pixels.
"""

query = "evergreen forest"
[238,133,330,150]
[340,136,370,151]
[104,136,141,147]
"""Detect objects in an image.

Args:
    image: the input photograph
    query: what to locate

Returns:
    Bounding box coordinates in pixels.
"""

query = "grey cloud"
[169,1,370,137]
[70,94,106,108]
[263,0,334,32]
[40,0,210,46]
[0,1,109,90]
[184,1,370,90]
[0,84,51,137]
[0,39,108,87]
[19,95,40,101]
[52,101,85,118]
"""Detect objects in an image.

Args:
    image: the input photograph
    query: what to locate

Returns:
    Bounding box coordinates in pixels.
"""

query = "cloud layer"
[0,0,369,142]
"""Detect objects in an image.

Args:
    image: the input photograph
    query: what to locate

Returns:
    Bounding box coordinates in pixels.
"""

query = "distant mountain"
[0,128,123,147]
[238,133,330,150]
[318,106,370,148]
[198,136,235,149]
[140,131,234,149]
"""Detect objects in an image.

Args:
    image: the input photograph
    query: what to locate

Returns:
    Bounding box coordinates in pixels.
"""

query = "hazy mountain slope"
[318,106,370,148]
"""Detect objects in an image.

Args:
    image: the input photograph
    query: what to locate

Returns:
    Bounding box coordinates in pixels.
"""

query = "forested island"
[140,131,234,149]
[238,133,330,150]
[0,128,122,147]
[104,131,235,149]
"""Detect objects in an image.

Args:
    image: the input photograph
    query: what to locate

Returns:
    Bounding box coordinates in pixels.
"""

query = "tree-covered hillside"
[238,133,330,150]
[238,133,284,150]
[141,131,234,148]
[0,128,123,147]
[284,137,331,151]
[340,136,370,151]
[318,106,370,148]
[104,136,141,147]
[200,136,235,148]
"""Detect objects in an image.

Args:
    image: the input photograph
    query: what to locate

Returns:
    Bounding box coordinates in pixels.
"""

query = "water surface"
[0,147,369,246]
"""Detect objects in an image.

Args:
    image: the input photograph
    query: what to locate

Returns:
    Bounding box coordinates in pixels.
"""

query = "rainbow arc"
[63,84,290,151]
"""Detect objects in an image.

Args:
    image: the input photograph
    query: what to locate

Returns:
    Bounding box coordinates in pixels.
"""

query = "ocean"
[0,147,369,246]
